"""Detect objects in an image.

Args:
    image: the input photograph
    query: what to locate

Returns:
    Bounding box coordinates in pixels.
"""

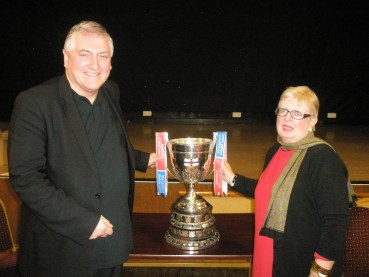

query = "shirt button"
[95,193,101,199]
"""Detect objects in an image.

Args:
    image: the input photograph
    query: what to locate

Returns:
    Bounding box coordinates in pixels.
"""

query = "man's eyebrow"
[78,49,109,55]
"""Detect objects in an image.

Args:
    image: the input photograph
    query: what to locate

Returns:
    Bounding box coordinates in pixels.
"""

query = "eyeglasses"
[275,108,311,120]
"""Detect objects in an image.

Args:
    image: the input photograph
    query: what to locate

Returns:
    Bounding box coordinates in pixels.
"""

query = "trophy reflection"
[165,138,220,251]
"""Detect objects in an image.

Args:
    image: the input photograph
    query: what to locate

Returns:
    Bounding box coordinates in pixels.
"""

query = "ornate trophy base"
[164,191,220,251]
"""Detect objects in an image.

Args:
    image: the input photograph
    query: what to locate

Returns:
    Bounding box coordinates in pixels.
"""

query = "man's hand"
[148,152,161,168]
[89,215,113,240]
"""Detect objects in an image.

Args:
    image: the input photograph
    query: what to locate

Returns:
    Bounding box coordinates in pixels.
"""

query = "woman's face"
[276,97,317,143]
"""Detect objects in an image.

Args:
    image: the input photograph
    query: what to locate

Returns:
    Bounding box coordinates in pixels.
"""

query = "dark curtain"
[1,0,368,123]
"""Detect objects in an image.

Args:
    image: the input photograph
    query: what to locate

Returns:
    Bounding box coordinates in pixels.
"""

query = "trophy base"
[165,194,220,251]
[164,229,220,251]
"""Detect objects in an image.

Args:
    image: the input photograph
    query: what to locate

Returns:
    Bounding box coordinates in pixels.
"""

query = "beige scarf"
[261,132,355,238]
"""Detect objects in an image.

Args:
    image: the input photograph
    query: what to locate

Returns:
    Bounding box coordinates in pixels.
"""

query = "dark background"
[1,0,368,124]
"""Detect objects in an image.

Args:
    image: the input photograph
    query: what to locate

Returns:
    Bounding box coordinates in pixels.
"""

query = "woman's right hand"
[222,161,236,185]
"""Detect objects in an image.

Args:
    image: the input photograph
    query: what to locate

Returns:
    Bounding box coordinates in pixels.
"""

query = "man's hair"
[64,21,114,57]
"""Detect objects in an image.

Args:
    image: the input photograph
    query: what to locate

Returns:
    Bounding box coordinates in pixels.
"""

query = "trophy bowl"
[164,138,220,251]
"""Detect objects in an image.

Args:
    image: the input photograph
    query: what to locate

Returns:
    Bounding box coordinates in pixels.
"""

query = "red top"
[252,147,294,277]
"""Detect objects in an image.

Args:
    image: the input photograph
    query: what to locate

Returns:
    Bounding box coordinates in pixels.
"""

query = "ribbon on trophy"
[213,131,228,196]
[155,132,168,197]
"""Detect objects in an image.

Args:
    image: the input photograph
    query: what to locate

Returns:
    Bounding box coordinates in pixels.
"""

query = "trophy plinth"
[165,138,220,251]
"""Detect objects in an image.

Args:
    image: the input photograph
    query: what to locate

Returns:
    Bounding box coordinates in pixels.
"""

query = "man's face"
[63,32,112,101]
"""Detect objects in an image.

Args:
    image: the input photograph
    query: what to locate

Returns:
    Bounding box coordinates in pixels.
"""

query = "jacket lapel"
[103,83,135,166]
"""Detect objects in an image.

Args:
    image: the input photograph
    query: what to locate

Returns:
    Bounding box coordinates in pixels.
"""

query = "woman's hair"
[63,21,114,57]
[279,86,320,118]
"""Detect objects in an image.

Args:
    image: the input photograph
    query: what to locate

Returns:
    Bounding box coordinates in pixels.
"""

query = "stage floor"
[126,122,369,182]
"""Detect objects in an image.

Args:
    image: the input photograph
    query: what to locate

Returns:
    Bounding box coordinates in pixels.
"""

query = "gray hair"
[64,21,114,57]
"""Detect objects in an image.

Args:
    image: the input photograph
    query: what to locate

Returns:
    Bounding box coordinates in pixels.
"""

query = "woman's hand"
[222,161,236,185]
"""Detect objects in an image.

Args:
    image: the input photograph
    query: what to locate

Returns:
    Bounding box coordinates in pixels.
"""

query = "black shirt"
[73,89,132,268]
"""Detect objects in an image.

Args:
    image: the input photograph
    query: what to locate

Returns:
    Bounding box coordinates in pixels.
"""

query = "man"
[8,21,157,277]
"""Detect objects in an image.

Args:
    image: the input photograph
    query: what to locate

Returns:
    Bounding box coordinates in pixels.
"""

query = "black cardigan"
[232,143,350,276]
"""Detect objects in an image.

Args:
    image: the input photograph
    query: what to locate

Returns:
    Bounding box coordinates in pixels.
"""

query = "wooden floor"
[127,122,369,182]
[2,120,369,181]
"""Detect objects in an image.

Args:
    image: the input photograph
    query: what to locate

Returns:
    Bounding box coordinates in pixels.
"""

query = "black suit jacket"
[8,75,150,277]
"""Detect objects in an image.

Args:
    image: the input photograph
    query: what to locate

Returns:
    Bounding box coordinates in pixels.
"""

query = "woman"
[223,86,352,276]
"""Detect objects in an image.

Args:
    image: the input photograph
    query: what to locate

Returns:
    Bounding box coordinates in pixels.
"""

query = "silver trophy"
[165,137,220,251]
